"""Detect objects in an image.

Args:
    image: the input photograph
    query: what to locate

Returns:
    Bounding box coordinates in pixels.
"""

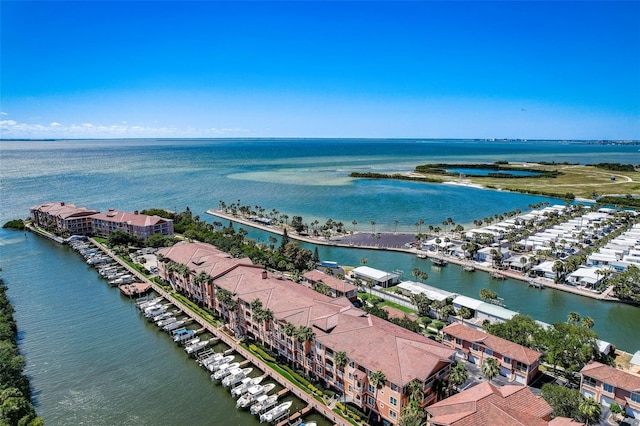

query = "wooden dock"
[118,282,152,297]
[276,405,312,426]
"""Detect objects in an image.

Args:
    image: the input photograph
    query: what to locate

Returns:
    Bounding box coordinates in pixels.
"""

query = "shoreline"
[206,209,619,303]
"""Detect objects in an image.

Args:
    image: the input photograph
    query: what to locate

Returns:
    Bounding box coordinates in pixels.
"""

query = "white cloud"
[1,112,8,116]
[0,119,252,139]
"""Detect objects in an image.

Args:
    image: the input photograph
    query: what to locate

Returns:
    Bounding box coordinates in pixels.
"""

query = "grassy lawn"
[380,300,417,314]
[412,163,640,199]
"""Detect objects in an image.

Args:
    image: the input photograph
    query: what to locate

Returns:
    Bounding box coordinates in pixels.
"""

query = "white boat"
[153,312,174,323]
[231,376,264,397]
[144,305,167,318]
[185,338,213,355]
[200,352,224,368]
[163,320,185,331]
[250,394,278,415]
[237,383,275,409]
[211,362,240,380]
[260,400,292,423]
[137,296,164,311]
[183,337,200,348]
[173,329,196,343]
[222,367,252,387]
[205,355,234,372]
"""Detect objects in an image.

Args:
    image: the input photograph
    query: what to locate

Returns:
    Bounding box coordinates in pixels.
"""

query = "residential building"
[350,266,400,288]
[30,202,98,236]
[426,381,579,426]
[91,208,174,240]
[157,241,457,425]
[580,361,640,419]
[441,323,542,385]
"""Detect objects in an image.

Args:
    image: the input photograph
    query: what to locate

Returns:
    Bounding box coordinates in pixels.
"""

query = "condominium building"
[157,241,457,424]
[30,202,98,236]
[580,361,640,419]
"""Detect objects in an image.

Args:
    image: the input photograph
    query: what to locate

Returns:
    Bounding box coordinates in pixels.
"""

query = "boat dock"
[276,404,313,426]
[119,282,152,297]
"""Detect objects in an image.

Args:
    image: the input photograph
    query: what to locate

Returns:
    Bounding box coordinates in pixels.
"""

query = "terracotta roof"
[91,209,171,227]
[427,382,553,426]
[303,270,356,293]
[159,241,456,388]
[443,323,542,365]
[581,361,640,392]
[548,418,585,425]
[31,202,98,218]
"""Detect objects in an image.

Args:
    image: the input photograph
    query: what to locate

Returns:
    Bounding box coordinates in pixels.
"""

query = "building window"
[471,343,479,351]
[455,338,462,345]
[515,361,528,372]
[503,356,511,364]
[485,348,493,356]
[348,373,353,380]
[390,396,398,406]
[389,410,397,419]
[349,360,355,368]
[316,366,323,375]
[390,383,398,392]
[583,376,596,387]
[368,396,375,407]
[369,384,375,394]
[348,385,352,392]
[316,342,322,350]
[602,383,614,394]
[631,392,640,403]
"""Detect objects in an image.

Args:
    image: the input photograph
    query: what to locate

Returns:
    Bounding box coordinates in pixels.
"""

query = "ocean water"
[1,138,639,424]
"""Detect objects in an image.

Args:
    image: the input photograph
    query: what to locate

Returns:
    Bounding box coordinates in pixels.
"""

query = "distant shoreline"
[206,209,619,303]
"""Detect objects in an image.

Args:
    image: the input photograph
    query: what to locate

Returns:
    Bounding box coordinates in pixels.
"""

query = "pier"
[87,238,349,426]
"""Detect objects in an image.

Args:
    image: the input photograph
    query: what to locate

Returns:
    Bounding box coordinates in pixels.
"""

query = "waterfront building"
[29,201,98,236]
[350,266,400,288]
[157,241,457,424]
[580,361,640,419]
[441,323,542,385]
[91,209,174,241]
[29,202,174,240]
[396,281,457,303]
[425,381,580,425]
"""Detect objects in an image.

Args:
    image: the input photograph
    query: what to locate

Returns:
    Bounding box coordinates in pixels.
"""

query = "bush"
[249,344,276,362]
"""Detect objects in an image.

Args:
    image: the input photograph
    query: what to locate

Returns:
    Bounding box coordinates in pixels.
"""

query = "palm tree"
[481,357,499,383]
[283,322,297,363]
[567,311,581,324]
[581,316,595,329]
[368,370,387,420]
[334,351,349,409]
[365,279,375,295]
[295,326,316,372]
[449,361,468,392]
[457,306,473,325]
[578,396,602,425]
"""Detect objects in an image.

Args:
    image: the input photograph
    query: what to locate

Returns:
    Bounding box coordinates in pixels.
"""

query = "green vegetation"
[0,276,43,426]
[591,163,636,172]
[542,384,602,425]
[596,195,640,208]
[484,313,607,380]
[353,162,640,200]
[610,265,640,303]
[2,219,25,230]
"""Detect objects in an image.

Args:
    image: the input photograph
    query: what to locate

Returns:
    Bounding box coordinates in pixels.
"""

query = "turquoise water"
[1,138,639,424]
[445,167,541,176]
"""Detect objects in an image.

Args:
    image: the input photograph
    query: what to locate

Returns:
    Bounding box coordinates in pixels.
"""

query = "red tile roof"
[91,209,171,227]
[581,361,640,392]
[427,382,553,426]
[303,270,357,294]
[31,201,98,218]
[159,241,456,387]
[443,323,542,365]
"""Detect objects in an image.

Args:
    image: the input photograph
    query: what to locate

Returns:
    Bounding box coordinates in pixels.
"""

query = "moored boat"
[205,354,234,372]
[222,367,253,387]
[250,394,278,415]
[231,376,264,397]
[259,400,292,423]
[211,362,240,380]
[237,383,276,409]
[173,328,196,343]
[185,338,215,355]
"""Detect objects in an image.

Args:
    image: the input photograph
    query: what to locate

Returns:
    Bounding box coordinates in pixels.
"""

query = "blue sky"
[1,1,639,140]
